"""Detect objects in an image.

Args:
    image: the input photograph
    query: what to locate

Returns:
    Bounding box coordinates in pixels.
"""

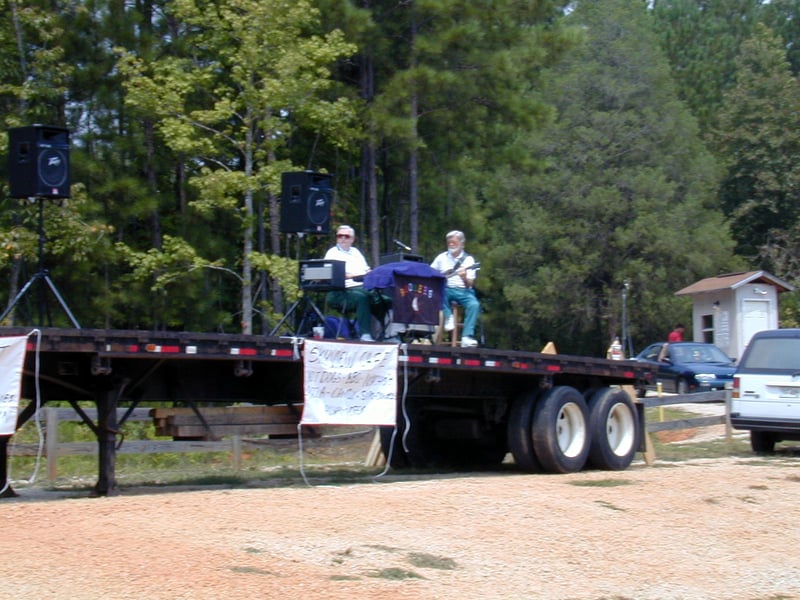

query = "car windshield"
[673,344,730,364]
[740,337,800,370]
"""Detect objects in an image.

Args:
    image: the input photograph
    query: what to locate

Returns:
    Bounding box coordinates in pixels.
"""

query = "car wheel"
[751,431,777,454]
[676,378,689,395]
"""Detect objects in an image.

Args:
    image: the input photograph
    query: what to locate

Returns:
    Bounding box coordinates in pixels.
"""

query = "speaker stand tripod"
[0,198,80,328]
[269,293,326,337]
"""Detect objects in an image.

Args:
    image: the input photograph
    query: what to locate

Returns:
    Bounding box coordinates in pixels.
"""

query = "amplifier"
[379,252,424,265]
[299,259,345,291]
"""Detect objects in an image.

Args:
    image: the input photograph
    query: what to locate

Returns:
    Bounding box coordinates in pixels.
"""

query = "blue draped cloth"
[363,262,446,326]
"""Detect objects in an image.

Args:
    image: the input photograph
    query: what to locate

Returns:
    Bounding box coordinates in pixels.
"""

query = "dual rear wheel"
[380,384,640,473]
[508,385,639,473]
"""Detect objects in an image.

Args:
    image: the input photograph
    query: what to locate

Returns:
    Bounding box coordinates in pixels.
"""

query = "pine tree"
[712,24,800,265]
[487,0,738,354]
[117,0,359,333]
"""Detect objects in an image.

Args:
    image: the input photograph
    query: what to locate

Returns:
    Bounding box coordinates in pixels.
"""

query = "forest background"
[1,0,799,357]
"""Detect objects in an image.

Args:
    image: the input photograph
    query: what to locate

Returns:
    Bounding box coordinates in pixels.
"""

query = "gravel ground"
[2,451,800,600]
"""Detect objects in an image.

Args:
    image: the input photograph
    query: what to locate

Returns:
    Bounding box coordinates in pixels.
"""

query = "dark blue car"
[635,342,736,394]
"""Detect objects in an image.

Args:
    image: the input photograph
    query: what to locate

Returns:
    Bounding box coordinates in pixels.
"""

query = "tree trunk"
[241,121,255,334]
[408,16,419,252]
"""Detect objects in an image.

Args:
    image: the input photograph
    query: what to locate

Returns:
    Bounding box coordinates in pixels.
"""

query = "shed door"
[742,299,770,349]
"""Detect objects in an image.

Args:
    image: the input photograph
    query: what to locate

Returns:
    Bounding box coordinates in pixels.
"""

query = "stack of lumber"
[151,405,303,440]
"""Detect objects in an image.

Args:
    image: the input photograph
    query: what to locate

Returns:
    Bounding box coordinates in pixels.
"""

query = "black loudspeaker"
[279,171,333,234]
[8,125,71,199]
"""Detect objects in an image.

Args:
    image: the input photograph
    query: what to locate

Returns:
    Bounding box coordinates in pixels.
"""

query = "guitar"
[442,262,481,277]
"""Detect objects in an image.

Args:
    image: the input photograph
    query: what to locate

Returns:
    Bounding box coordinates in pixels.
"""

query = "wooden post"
[365,429,385,467]
[724,388,733,444]
[642,433,656,466]
[46,407,58,482]
[231,435,242,470]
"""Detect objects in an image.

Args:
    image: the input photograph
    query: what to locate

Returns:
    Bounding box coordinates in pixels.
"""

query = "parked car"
[732,328,800,453]
[634,342,736,394]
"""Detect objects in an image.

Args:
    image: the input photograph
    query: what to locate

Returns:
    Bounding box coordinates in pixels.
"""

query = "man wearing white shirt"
[324,225,388,341]
[430,230,480,347]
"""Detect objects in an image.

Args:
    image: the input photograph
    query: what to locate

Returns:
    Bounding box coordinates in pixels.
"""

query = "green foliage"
[711,24,800,264]
[115,0,360,332]
[486,0,738,354]
[761,0,800,75]
[652,0,762,133]
[2,0,792,350]
[111,235,239,330]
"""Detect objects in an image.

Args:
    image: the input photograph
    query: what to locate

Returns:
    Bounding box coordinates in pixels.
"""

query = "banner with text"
[0,336,28,435]
[302,340,398,426]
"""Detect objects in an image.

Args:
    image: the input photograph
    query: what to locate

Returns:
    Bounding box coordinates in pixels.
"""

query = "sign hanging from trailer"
[301,340,398,425]
[0,336,29,435]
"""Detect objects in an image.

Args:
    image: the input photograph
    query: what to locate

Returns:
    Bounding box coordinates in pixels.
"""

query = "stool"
[435,302,463,346]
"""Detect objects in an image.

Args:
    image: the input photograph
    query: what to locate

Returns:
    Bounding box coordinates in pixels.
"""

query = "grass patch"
[594,500,626,512]
[366,567,424,580]
[364,544,402,554]
[229,566,276,576]
[407,552,457,570]
[7,414,379,491]
[569,478,633,488]
[645,432,752,461]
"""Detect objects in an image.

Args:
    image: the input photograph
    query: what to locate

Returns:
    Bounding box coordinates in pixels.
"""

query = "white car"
[732,328,800,453]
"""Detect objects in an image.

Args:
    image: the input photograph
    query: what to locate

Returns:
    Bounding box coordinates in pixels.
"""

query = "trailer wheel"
[586,387,638,470]
[507,390,543,472]
[532,386,589,473]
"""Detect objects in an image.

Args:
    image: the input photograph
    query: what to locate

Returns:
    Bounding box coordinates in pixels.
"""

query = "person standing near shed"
[668,323,685,342]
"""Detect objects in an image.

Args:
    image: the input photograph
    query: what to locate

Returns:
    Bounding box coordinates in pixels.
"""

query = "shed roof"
[675,271,795,296]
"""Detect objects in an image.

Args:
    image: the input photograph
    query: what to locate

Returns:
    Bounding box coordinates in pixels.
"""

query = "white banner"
[302,340,398,426]
[0,336,28,435]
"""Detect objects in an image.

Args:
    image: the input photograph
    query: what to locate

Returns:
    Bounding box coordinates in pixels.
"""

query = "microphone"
[394,239,412,252]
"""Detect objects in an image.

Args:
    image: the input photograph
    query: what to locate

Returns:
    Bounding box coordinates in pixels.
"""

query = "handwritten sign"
[301,340,398,425]
[0,336,28,435]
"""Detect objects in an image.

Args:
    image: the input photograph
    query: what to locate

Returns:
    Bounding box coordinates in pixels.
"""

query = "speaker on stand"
[275,172,335,336]
[8,125,71,199]
[279,171,333,235]
[2,125,80,328]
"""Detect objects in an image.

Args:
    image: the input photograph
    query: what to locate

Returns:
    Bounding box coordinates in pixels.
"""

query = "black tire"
[586,387,639,470]
[751,430,777,454]
[532,386,590,474]
[676,378,689,395]
[506,390,544,472]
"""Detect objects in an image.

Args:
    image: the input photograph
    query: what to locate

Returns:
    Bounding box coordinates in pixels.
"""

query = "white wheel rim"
[606,402,635,457]
[556,402,587,458]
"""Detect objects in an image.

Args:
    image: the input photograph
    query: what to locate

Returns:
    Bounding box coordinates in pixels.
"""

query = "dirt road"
[2,455,800,600]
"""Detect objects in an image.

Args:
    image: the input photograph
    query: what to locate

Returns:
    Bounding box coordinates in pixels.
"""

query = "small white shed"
[675,271,794,361]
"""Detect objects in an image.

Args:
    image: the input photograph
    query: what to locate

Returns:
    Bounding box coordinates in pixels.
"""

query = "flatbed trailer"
[0,327,653,497]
